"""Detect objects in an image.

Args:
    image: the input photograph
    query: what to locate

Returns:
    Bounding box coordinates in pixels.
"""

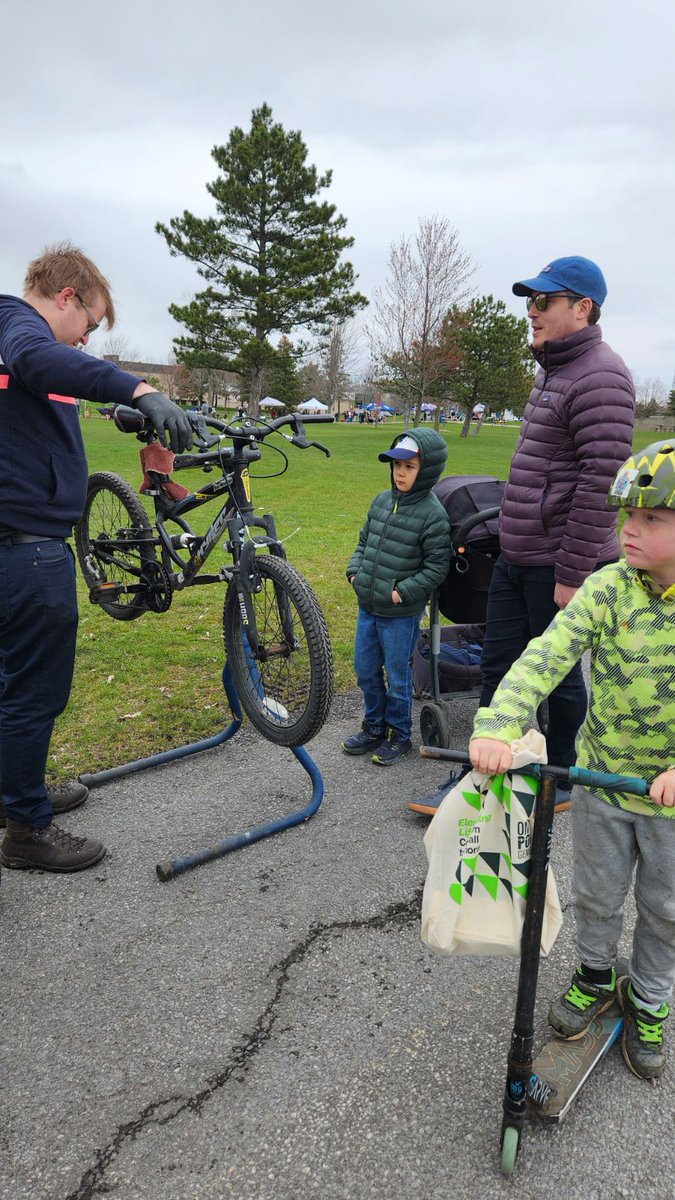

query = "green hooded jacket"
[347,426,450,617]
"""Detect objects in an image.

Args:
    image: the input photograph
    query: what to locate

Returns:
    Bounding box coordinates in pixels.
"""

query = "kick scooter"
[419,746,650,1175]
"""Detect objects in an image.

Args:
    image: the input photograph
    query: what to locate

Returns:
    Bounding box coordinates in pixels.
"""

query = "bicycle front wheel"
[224,555,333,747]
[75,472,157,621]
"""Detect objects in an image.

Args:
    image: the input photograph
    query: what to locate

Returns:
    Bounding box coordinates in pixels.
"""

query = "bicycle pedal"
[89,582,125,604]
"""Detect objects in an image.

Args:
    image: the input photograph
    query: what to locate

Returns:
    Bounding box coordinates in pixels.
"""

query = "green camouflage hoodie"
[347,426,450,618]
[472,559,675,817]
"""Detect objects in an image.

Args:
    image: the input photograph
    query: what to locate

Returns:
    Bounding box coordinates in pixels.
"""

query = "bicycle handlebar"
[418,746,650,797]
[198,411,333,450]
[110,405,333,456]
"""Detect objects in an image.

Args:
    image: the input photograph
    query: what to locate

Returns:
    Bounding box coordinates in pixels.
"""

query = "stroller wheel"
[420,702,450,749]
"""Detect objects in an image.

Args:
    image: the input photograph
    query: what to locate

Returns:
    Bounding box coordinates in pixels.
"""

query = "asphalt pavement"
[2,690,673,1200]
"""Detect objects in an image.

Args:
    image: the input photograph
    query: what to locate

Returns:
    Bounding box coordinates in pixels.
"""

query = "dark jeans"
[354,608,420,739]
[479,556,587,769]
[0,539,78,826]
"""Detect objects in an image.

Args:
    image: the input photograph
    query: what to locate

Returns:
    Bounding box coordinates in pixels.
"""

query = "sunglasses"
[525,291,583,312]
[75,292,100,335]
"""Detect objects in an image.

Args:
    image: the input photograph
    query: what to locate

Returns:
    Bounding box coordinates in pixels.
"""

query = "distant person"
[479,255,635,793]
[0,242,192,873]
[470,440,675,1080]
[342,429,450,766]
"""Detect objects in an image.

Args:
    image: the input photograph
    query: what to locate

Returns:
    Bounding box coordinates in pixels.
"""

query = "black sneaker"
[341,723,385,755]
[0,780,89,828]
[617,976,669,1080]
[372,730,412,767]
[548,968,617,1039]
[1,820,106,873]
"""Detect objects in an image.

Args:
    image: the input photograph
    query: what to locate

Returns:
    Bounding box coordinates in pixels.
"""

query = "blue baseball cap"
[378,435,420,462]
[512,256,607,306]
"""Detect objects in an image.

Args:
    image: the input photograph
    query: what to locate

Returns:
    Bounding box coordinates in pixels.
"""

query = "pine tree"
[156,104,367,415]
[268,338,303,410]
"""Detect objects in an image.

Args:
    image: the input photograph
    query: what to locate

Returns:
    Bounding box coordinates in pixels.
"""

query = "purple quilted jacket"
[499,325,635,588]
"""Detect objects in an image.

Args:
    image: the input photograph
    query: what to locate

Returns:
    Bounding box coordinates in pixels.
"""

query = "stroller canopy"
[433,475,504,624]
[434,475,503,546]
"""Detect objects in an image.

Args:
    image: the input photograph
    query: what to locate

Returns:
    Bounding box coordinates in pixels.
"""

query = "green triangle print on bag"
[421,731,563,956]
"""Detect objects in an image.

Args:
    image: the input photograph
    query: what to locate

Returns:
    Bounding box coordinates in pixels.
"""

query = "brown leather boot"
[1,819,105,872]
[0,781,89,827]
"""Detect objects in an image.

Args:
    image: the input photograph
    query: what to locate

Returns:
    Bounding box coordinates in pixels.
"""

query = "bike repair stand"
[78,663,325,882]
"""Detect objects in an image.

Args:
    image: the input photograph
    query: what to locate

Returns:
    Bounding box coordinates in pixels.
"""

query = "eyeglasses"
[525,291,583,312]
[75,292,100,335]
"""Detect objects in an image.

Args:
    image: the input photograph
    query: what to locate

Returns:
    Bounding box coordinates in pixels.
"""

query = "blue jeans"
[479,556,587,769]
[354,608,420,740]
[0,539,78,826]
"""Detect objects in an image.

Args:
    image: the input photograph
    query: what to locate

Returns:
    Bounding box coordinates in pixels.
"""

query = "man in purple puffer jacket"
[479,256,635,786]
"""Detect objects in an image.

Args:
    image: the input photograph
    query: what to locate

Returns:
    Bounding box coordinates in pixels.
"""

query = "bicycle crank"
[141,560,174,613]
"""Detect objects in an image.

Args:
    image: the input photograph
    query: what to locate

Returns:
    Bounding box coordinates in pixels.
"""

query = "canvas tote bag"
[421,731,563,957]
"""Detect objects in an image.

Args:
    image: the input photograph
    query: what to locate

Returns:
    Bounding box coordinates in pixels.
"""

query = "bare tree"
[367,215,475,424]
[319,319,360,417]
[633,374,667,415]
[101,333,141,363]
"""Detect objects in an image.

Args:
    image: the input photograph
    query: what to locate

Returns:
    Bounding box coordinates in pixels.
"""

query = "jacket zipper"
[368,498,398,610]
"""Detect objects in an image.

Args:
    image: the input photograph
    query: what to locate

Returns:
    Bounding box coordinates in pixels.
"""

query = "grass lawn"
[50,415,668,778]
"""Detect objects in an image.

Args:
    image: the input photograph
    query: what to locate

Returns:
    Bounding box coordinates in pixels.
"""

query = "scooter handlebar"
[418,746,649,797]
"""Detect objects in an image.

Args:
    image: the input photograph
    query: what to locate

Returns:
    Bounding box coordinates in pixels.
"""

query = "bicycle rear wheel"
[224,554,333,747]
[75,472,157,621]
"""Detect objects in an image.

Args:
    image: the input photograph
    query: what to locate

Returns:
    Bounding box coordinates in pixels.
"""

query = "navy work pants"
[0,539,78,827]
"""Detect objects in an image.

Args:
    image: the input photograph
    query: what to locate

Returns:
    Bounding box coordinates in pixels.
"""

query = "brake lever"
[289,436,331,457]
[187,411,220,449]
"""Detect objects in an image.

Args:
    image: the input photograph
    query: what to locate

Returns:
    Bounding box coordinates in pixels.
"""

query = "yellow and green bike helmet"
[608,439,675,510]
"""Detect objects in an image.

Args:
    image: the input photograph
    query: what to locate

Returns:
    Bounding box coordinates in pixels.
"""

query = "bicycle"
[74,408,334,748]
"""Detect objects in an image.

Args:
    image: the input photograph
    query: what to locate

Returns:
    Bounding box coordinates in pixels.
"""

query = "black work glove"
[133,392,193,453]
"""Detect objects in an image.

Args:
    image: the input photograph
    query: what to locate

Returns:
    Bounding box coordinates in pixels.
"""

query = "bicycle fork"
[233,532,296,659]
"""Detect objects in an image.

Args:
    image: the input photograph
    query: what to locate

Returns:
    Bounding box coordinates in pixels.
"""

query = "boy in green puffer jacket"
[343,428,450,766]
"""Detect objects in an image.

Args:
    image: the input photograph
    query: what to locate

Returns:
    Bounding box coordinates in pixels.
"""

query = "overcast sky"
[3,0,674,389]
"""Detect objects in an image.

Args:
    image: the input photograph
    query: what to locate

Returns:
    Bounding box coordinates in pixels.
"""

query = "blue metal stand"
[78,663,325,882]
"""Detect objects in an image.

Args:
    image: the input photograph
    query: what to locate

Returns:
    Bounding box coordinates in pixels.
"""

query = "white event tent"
[297,397,329,412]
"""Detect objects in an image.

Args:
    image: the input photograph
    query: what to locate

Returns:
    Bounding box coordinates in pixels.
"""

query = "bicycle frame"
[153,439,280,587]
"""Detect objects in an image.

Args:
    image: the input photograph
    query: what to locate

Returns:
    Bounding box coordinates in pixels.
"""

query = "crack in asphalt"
[64,887,424,1200]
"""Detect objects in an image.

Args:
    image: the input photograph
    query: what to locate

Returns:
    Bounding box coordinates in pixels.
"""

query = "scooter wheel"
[500,1125,520,1176]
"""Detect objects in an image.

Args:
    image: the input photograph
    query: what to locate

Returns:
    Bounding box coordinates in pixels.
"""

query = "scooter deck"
[527,1002,623,1122]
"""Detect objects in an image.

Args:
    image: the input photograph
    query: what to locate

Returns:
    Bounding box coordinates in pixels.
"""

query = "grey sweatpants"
[571,787,675,1008]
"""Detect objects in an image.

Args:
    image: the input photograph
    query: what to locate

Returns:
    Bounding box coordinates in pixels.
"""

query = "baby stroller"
[413,475,504,749]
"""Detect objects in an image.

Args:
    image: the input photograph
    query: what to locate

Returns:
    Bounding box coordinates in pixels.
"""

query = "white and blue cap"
[378,435,420,463]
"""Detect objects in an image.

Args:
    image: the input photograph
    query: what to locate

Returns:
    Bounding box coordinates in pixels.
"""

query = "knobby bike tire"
[223,554,333,747]
[74,472,157,621]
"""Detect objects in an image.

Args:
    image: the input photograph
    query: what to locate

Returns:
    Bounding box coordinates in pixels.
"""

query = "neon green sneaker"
[617,977,669,1080]
[548,968,617,1039]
